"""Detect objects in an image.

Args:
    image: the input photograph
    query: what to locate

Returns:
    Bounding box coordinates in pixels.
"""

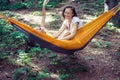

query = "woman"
[54,5,83,40]
[35,0,83,40]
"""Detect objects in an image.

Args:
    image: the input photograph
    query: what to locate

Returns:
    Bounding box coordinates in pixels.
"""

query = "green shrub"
[0,0,66,10]
[11,3,26,10]
[22,2,35,9]
[0,15,28,54]
[0,0,10,10]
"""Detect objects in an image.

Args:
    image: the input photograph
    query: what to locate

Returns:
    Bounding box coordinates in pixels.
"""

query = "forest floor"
[0,1,120,80]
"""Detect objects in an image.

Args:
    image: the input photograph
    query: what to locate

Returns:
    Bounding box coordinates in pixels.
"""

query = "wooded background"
[0,0,120,27]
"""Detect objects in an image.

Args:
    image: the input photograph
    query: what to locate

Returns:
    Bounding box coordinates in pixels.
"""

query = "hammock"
[0,4,120,54]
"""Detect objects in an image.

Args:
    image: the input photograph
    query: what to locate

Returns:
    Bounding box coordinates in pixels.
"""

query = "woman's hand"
[63,32,71,37]
[34,27,46,33]
[52,34,58,38]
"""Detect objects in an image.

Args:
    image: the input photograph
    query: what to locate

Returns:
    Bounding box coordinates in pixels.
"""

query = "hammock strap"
[111,3,120,14]
[0,13,9,20]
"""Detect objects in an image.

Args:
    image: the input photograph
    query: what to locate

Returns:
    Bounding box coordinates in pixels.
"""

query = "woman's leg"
[57,30,70,40]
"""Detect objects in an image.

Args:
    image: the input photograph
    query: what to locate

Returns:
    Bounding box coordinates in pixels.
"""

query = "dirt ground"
[0,1,120,80]
[0,28,120,80]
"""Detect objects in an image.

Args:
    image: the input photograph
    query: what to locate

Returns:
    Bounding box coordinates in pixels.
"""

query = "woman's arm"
[60,22,79,40]
[53,24,67,38]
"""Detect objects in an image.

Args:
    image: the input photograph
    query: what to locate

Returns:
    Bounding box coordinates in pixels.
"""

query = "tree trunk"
[21,0,25,2]
[34,0,38,9]
[6,0,11,4]
[104,0,120,27]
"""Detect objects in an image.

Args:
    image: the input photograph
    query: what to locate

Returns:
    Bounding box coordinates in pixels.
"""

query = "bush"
[0,0,10,10]
[11,3,26,10]
[0,0,66,10]
[0,17,28,54]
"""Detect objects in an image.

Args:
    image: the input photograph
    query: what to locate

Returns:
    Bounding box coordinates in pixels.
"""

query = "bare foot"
[34,27,46,33]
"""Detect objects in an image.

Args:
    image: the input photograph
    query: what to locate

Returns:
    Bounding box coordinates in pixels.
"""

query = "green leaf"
[49,54,57,59]
[117,52,120,57]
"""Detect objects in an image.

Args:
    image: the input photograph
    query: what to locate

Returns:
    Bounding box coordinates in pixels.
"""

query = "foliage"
[117,52,120,57]
[118,78,120,80]
[59,74,70,80]
[17,52,33,66]
[0,0,10,10]
[31,11,41,16]
[11,3,26,10]
[0,52,8,59]
[49,53,57,59]
[92,39,112,48]
[50,14,61,29]
[0,0,66,10]
[0,20,28,54]
[117,46,120,57]
[12,66,51,80]
[0,11,29,60]
[28,46,52,59]
[12,67,30,80]
[106,22,118,30]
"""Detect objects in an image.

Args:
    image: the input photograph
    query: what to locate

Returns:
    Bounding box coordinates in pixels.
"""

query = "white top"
[63,17,83,32]
[57,17,83,40]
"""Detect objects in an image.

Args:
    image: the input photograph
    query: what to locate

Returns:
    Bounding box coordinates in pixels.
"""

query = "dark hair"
[62,5,77,18]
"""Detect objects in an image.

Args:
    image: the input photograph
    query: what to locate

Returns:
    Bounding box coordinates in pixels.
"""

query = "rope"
[0,13,9,20]
[111,3,120,14]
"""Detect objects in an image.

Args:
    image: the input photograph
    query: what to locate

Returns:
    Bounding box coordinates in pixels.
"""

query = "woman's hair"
[62,5,77,18]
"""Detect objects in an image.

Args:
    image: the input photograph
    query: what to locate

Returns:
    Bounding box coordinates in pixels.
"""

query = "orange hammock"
[0,4,120,54]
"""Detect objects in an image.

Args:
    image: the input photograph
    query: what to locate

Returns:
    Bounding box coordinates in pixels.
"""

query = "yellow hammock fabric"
[0,4,120,54]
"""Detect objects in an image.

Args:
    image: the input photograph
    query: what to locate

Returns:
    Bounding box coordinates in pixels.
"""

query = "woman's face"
[64,8,73,20]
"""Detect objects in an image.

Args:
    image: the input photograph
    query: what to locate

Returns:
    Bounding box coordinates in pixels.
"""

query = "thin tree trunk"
[104,0,120,27]
[34,0,38,9]
[6,0,11,4]
[21,0,25,2]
